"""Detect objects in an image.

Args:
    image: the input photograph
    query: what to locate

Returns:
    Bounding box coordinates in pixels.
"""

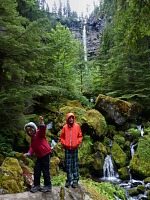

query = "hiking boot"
[71,182,78,188]
[30,185,40,193]
[65,180,71,188]
[40,185,52,193]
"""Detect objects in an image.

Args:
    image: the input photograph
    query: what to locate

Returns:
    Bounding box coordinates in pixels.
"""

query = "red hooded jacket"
[60,113,83,150]
[28,124,52,158]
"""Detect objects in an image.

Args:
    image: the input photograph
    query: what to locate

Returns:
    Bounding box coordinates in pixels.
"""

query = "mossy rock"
[113,135,125,146]
[93,141,107,155]
[144,177,150,184]
[106,125,117,140]
[95,94,142,125]
[129,188,140,196]
[129,136,150,179]
[57,106,86,129]
[91,152,105,176]
[0,157,24,193]
[81,109,107,139]
[127,128,141,140]
[50,156,60,176]
[79,135,93,159]
[147,190,150,200]
[118,166,130,180]
[111,142,128,168]
[137,184,145,193]
[52,143,65,163]
[62,99,83,108]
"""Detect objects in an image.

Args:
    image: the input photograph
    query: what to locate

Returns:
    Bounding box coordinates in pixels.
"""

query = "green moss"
[130,136,150,178]
[112,142,128,168]
[0,157,24,193]
[127,128,141,139]
[81,109,107,138]
[50,156,60,176]
[113,135,125,146]
[118,167,130,180]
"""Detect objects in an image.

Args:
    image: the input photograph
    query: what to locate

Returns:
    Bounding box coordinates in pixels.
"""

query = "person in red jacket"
[24,116,52,193]
[60,113,83,188]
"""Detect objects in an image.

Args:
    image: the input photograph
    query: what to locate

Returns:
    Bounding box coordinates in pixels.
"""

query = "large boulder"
[95,94,142,125]
[0,157,24,193]
[129,135,150,179]
[111,142,128,168]
[81,109,107,139]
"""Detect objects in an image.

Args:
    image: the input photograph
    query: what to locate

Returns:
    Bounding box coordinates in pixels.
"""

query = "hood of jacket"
[66,113,76,124]
[24,122,37,135]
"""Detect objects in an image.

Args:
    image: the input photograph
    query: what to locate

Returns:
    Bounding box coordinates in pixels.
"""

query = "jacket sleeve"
[37,124,46,138]
[28,146,34,155]
[60,126,65,146]
[77,126,83,145]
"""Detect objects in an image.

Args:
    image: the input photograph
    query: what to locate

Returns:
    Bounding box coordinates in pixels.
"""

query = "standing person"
[60,113,83,188]
[24,116,52,193]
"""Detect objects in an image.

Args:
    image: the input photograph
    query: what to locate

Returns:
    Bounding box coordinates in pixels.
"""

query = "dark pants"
[34,153,51,187]
[65,148,79,183]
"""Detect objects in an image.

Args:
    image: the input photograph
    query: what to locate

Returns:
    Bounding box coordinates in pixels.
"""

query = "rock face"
[69,17,105,60]
[86,17,105,59]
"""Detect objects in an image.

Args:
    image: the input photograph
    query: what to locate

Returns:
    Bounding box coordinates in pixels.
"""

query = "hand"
[39,116,44,123]
[23,153,27,158]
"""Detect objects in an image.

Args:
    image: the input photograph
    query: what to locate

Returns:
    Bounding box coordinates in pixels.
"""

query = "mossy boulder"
[129,135,150,179]
[52,143,65,166]
[137,184,145,193]
[93,141,107,155]
[113,135,126,149]
[81,109,107,139]
[78,135,94,177]
[129,188,140,196]
[111,142,128,168]
[144,177,150,184]
[95,94,142,125]
[91,151,105,176]
[0,157,24,193]
[118,166,130,180]
[50,156,60,176]
[56,105,86,130]
[126,128,141,141]
[147,190,150,200]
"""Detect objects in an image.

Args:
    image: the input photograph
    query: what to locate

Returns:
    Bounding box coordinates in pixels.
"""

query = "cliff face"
[69,17,105,60]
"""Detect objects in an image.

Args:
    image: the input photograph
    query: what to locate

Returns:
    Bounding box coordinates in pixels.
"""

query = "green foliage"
[0,135,13,157]
[51,172,66,186]
[81,178,126,200]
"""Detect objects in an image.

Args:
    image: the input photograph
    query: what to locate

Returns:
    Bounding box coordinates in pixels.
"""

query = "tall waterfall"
[83,22,88,70]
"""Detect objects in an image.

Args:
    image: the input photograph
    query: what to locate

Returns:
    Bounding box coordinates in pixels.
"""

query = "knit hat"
[24,122,37,135]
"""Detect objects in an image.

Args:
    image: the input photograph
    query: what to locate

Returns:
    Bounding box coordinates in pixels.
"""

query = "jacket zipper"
[70,127,72,149]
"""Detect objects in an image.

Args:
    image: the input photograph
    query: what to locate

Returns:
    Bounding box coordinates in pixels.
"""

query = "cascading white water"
[137,125,144,136]
[130,143,137,157]
[83,21,88,70]
[103,155,115,178]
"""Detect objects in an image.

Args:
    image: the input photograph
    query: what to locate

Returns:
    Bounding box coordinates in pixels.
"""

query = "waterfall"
[83,22,88,70]
[130,143,137,157]
[103,155,115,178]
[137,125,144,136]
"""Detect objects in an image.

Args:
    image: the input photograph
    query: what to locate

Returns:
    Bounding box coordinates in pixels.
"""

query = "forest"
[0,0,150,199]
[0,0,150,193]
